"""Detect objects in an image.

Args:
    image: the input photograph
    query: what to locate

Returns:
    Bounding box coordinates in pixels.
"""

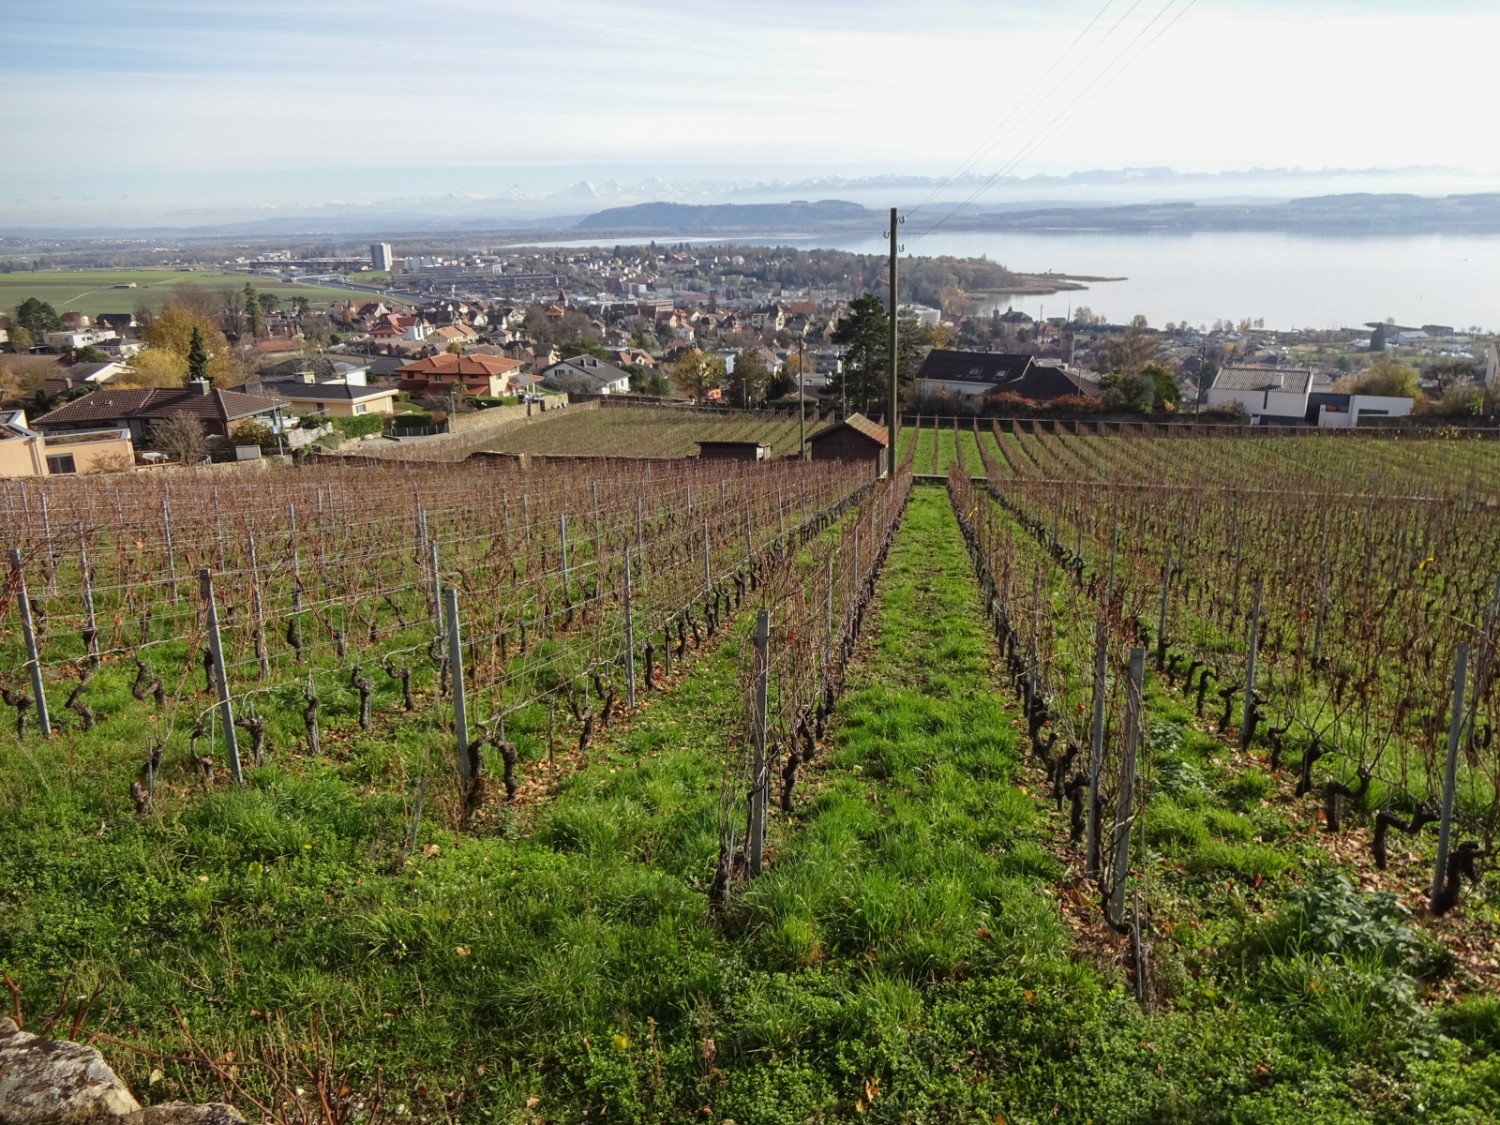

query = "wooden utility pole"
[888,207,900,449]
[798,337,806,459]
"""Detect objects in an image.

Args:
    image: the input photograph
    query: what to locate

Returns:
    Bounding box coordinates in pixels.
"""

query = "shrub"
[1247,872,1428,968]
[330,414,384,440]
[230,419,278,451]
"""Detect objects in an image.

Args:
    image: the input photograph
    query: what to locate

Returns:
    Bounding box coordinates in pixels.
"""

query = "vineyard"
[470,404,824,459]
[5,432,1500,1123]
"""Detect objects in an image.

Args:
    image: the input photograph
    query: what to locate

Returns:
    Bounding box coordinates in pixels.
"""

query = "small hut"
[806,412,888,480]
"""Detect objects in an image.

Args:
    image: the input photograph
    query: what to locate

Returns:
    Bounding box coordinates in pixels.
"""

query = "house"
[540,356,633,396]
[233,373,399,419]
[914,349,1100,402]
[807,412,888,480]
[43,328,118,351]
[1306,392,1415,429]
[430,323,478,347]
[0,409,134,477]
[30,380,287,443]
[395,352,522,398]
[610,347,656,369]
[1205,366,1315,423]
[749,304,786,332]
[94,312,137,334]
[41,360,132,399]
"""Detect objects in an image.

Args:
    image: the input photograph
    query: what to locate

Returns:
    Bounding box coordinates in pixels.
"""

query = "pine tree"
[244,282,266,338]
[187,327,210,382]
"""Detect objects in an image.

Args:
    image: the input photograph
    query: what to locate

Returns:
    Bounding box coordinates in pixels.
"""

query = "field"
[5,432,1500,1123]
[0,269,356,316]
[477,404,828,459]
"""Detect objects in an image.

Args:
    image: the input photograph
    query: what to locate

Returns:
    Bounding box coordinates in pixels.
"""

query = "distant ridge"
[574,199,874,233]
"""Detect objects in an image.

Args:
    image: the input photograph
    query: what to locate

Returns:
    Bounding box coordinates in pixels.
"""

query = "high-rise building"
[370,242,393,271]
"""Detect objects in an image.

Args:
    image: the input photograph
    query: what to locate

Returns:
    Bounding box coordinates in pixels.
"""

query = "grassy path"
[9,487,1500,1123]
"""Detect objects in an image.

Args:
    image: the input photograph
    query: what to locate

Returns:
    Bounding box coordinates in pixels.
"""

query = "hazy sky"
[6,0,1498,225]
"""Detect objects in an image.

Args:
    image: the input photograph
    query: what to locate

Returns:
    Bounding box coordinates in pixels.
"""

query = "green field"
[0,269,356,316]
[484,404,829,458]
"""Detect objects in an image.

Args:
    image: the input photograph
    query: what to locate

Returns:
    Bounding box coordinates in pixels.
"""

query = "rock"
[139,1104,246,1125]
[0,1017,141,1125]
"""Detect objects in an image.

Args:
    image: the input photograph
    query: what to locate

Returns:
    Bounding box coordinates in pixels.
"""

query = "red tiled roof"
[397,353,521,377]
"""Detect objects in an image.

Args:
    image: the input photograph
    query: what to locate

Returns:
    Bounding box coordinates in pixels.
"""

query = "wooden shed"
[697,440,772,462]
[807,412,888,480]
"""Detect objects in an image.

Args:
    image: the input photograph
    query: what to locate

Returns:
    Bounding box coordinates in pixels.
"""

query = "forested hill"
[573,199,874,232]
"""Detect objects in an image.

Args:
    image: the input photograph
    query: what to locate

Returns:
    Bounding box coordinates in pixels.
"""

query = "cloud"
[6,1,1499,222]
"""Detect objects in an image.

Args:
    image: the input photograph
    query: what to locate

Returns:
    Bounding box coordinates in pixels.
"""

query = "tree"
[13,298,63,337]
[187,328,210,382]
[1100,362,1179,413]
[1141,362,1180,411]
[1431,381,1484,417]
[143,304,234,382]
[629,368,670,397]
[830,294,889,415]
[8,326,35,352]
[120,347,188,388]
[149,412,209,464]
[290,296,311,319]
[559,336,610,361]
[1102,324,1163,375]
[672,350,724,405]
[244,283,266,339]
[1357,358,1420,399]
[258,292,282,316]
[1425,358,1478,394]
[728,348,771,408]
[0,355,61,404]
[1100,372,1155,414]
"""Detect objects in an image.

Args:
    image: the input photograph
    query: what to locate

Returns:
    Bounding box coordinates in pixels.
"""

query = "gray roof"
[1212,366,1314,394]
[234,379,396,403]
[541,356,632,393]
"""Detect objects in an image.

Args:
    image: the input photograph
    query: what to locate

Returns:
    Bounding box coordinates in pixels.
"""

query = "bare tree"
[149,412,210,464]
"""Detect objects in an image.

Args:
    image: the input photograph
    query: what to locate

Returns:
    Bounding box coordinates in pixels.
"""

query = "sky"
[6,0,1500,227]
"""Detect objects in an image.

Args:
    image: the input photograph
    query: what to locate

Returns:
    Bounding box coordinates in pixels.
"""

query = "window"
[46,453,77,474]
[355,404,367,415]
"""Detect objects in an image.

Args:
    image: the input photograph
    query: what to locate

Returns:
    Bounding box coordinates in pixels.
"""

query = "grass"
[5,480,1500,1122]
[478,405,824,459]
[0,269,354,315]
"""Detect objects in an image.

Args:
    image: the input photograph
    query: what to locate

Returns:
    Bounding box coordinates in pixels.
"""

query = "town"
[0,238,1495,474]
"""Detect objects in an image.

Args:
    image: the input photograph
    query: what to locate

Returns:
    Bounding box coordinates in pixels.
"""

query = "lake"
[533,229,1500,334]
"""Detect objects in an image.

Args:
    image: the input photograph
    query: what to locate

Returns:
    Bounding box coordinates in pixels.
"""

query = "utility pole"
[798,337,806,459]
[888,207,900,447]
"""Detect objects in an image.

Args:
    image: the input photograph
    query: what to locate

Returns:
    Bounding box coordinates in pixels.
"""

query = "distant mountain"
[4,165,1495,238]
[574,199,875,233]
[933,192,1500,235]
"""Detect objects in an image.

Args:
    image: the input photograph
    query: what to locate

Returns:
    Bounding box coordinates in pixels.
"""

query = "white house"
[1205,366,1314,422]
[540,356,632,396]
[43,329,119,350]
[1314,394,1415,428]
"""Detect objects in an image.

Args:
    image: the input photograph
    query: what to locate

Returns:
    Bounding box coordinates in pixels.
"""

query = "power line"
[905,0,1127,223]
[910,0,1200,246]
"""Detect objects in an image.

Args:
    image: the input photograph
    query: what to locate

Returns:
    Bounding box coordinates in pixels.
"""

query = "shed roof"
[808,412,889,448]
